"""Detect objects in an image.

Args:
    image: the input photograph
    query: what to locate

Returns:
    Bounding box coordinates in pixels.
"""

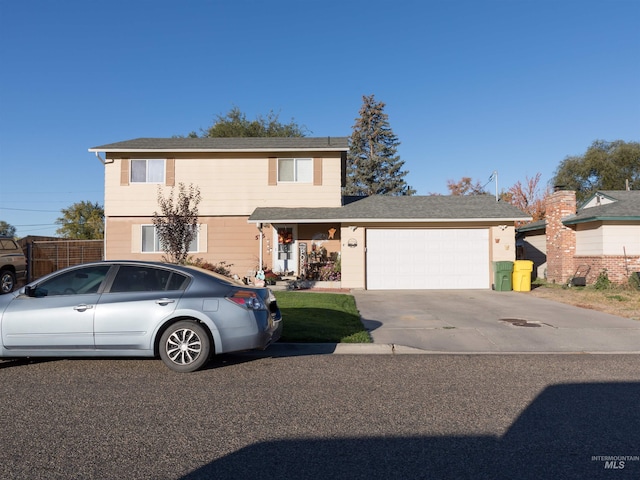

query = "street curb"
[239,343,640,357]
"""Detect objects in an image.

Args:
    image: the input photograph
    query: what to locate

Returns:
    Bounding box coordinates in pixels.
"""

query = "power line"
[0,207,61,213]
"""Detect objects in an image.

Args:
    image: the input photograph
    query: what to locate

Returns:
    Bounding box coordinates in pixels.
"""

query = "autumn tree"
[153,183,201,265]
[503,173,550,223]
[552,140,640,202]
[190,106,308,138]
[447,177,487,195]
[345,95,415,196]
[55,201,104,239]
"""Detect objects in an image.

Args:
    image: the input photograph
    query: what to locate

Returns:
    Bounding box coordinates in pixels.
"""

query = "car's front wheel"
[0,270,16,294]
[159,321,211,372]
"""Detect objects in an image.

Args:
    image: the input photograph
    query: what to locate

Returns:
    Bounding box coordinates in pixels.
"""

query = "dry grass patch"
[526,282,640,320]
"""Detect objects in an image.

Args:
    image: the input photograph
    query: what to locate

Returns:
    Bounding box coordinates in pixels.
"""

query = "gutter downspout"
[94,151,114,165]
[93,151,112,260]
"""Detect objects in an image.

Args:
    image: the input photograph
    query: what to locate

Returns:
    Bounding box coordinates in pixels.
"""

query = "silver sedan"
[0,261,282,372]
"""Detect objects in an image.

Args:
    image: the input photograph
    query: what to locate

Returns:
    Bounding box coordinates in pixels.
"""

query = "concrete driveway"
[351,289,640,353]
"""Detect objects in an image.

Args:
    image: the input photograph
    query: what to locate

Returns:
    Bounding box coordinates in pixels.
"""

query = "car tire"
[0,270,16,294]
[159,320,211,372]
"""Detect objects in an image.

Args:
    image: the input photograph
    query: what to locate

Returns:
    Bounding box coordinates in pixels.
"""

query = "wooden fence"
[24,239,104,282]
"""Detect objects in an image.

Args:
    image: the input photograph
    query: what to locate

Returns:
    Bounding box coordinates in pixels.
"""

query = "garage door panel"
[366,229,489,290]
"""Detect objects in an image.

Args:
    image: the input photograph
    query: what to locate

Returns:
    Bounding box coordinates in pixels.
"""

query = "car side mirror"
[25,285,47,298]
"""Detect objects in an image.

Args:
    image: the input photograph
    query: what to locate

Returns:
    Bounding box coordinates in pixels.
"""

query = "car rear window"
[110,265,189,292]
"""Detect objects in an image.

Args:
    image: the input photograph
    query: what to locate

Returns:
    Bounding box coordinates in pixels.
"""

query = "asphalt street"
[1,354,639,480]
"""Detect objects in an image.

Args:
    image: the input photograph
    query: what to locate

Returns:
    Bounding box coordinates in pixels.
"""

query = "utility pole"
[489,171,498,201]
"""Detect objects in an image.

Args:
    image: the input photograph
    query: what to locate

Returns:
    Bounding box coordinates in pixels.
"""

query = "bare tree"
[153,183,201,264]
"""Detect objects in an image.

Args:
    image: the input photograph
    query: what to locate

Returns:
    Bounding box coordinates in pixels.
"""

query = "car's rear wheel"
[0,270,16,294]
[159,321,211,372]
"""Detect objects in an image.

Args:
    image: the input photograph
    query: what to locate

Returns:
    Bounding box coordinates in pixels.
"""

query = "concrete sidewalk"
[350,289,640,353]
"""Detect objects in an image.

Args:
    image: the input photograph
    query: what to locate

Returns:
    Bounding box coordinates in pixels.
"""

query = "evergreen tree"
[345,95,415,196]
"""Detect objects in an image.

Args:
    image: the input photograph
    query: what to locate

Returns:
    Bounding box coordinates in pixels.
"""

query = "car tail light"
[226,290,265,310]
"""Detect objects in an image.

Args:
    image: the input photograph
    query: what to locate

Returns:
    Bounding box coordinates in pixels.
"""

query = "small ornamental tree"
[153,183,201,264]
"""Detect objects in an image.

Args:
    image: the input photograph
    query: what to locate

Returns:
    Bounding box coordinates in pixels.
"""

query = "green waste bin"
[493,261,513,291]
[513,260,534,292]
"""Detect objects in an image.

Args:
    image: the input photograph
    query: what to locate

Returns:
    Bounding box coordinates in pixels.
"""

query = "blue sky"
[1,0,638,237]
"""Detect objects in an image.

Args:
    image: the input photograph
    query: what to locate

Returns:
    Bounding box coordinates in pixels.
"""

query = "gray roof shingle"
[249,195,531,223]
[90,137,349,152]
[565,190,640,224]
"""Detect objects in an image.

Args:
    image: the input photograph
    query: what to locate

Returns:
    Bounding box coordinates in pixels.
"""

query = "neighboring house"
[90,137,530,290]
[517,189,640,285]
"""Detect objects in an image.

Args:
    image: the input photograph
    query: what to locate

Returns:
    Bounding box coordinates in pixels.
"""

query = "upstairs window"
[131,159,165,183]
[278,158,312,183]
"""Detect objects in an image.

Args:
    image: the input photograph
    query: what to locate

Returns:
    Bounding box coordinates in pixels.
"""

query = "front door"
[274,226,297,274]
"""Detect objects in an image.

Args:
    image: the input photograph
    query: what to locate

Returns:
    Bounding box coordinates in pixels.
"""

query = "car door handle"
[73,304,94,312]
[155,298,175,306]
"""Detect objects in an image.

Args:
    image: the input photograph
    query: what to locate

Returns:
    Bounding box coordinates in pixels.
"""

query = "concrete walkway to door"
[351,289,640,353]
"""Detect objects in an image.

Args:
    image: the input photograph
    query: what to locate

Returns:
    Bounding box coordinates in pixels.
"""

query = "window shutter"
[313,158,322,186]
[120,158,130,186]
[166,158,175,186]
[268,157,277,185]
[198,224,207,252]
[131,224,141,253]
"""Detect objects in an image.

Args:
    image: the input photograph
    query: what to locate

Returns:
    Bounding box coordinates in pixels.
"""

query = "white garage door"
[366,229,490,289]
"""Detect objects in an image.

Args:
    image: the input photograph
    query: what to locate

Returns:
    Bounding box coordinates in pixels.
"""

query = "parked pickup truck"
[0,236,26,294]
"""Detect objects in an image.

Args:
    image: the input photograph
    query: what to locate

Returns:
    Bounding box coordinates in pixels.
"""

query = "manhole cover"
[500,318,542,327]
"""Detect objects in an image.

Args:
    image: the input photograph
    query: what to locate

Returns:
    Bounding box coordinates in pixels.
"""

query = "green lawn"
[274,291,371,343]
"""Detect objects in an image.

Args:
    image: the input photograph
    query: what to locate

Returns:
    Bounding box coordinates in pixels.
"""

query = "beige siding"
[489,225,516,262]
[575,222,639,256]
[521,231,547,279]
[104,153,343,217]
[602,224,640,255]
[575,223,604,255]
[105,216,265,279]
[340,226,366,289]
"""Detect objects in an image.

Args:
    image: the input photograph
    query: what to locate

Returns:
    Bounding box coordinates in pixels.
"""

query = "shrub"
[317,260,341,281]
[593,269,612,290]
[188,257,234,277]
[264,270,280,285]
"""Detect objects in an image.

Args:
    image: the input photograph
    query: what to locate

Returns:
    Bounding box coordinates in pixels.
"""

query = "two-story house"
[90,137,530,290]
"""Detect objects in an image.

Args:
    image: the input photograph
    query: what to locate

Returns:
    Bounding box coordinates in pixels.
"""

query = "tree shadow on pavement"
[180,382,640,480]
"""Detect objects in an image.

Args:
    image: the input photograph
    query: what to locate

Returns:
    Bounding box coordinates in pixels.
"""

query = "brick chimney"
[545,188,577,284]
